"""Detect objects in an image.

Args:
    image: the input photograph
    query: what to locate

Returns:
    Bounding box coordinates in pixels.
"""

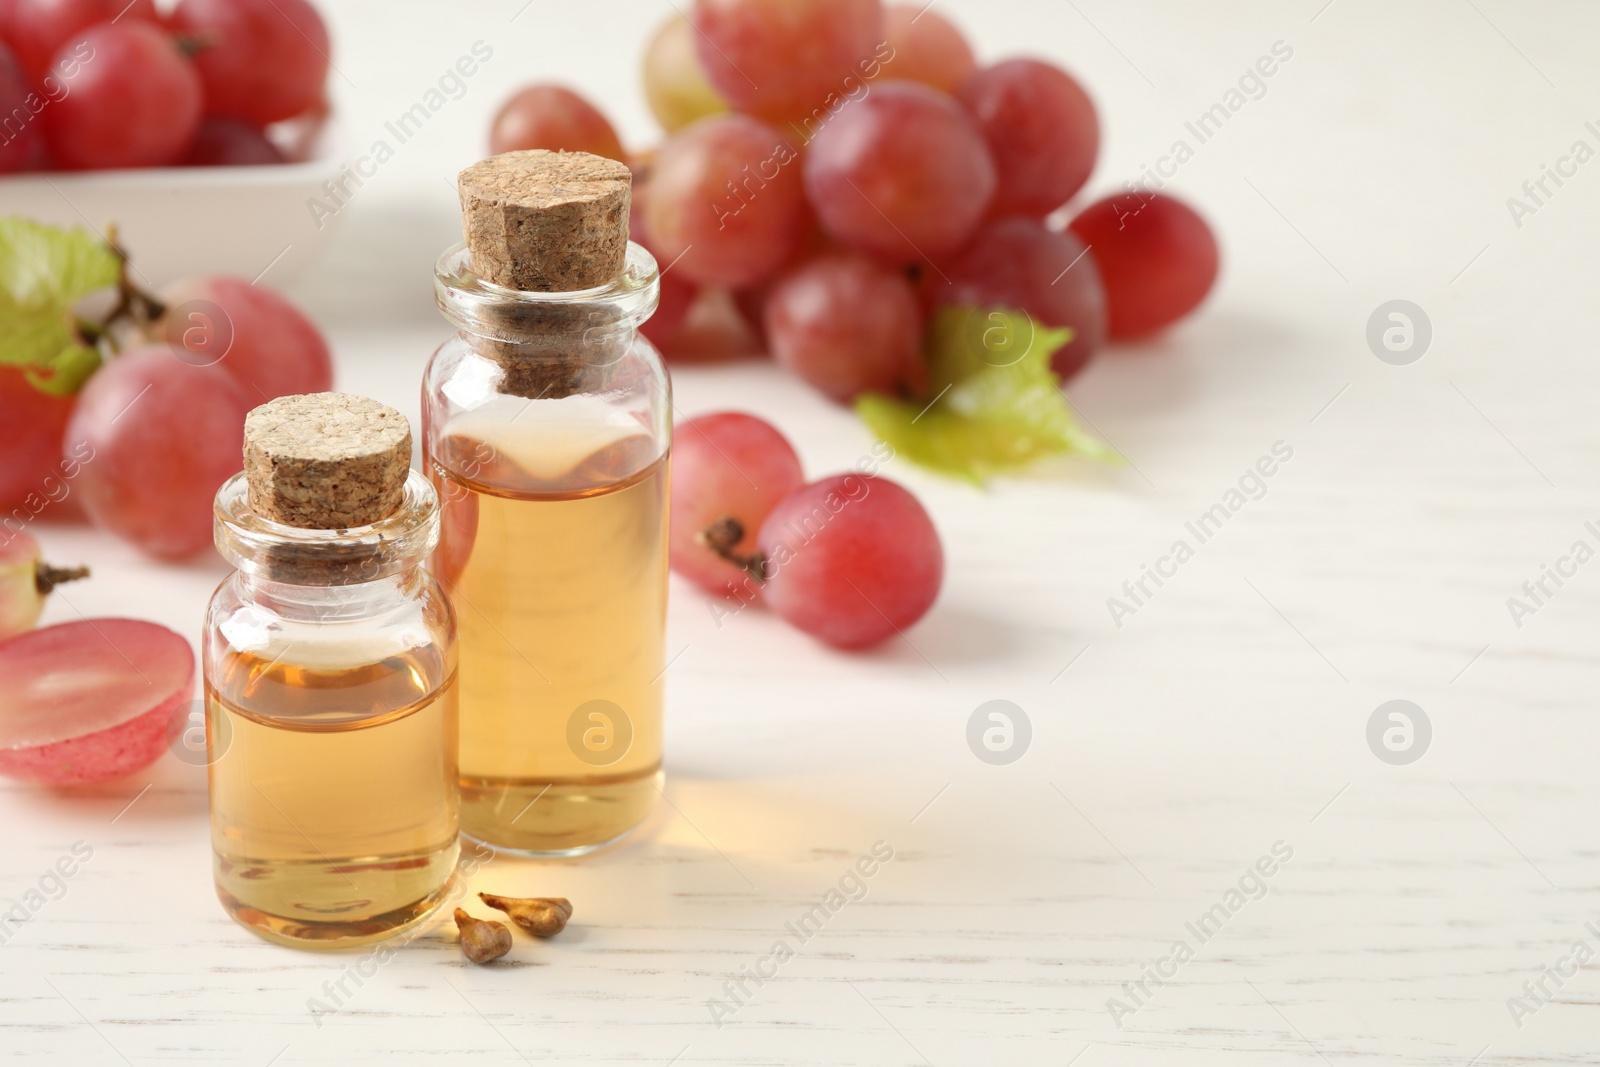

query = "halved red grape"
[765,252,923,402]
[642,14,727,133]
[670,412,804,599]
[65,346,254,559]
[169,0,329,126]
[1066,192,1219,339]
[691,0,883,123]
[758,474,942,650]
[0,618,194,784]
[157,275,332,402]
[803,81,995,264]
[7,0,157,81]
[0,368,75,514]
[881,3,975,94]
[921,216,1106,381]
[959,58,1099,218]
[45,21,201,169]
[183,118,284,166]
[645,113,808,289]
[489,84,625,161]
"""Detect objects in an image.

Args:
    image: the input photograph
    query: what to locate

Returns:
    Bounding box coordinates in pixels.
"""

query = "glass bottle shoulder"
[423,238,672,498]
[203,572,456,729]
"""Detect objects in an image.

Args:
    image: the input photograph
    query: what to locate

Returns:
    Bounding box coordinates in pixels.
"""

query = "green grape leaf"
[856,305,1118,484]
[0,217,119,380]
[24,344,103,397]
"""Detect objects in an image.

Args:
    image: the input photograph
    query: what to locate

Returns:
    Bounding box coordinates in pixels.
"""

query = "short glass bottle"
[424,240,669,856]
[203,470,460,948]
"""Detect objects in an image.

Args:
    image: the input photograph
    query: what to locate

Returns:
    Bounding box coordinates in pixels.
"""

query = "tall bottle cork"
[244,393,412,530]
[458,149,631,292]
[455,150,633,398]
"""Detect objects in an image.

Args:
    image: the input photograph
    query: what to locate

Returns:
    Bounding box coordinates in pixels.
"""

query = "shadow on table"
[1072,307,1307,423]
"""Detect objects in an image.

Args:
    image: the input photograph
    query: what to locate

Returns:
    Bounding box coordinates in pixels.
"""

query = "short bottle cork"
[243,393,412,530]
[458,150,631,292]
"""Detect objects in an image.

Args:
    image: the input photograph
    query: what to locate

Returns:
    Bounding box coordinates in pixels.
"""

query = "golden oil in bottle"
[428,422,666,854]
[207,645,459,947]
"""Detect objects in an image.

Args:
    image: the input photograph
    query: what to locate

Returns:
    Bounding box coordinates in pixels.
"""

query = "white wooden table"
[5,1,1599,1063]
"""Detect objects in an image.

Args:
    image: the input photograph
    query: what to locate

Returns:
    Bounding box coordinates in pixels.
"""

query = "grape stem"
[72,225,166,354]
[171,30,220,59]
[695,517,769,584]
[35,563,90,595]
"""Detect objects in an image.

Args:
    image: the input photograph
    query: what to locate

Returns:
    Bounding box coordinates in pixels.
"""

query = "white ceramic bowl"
[0,120,345,288]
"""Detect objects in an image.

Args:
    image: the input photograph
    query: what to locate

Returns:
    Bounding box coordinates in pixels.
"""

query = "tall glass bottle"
[424,155,669,856]
[203,399,458,948]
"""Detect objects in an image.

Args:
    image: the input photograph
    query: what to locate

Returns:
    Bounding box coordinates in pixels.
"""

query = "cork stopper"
[243,393,412,530]
[458,150,631,292]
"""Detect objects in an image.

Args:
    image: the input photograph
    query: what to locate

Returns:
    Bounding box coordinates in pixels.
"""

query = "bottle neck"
[233,568,427,623]
[213,470,441,595]
[433,241,660,400]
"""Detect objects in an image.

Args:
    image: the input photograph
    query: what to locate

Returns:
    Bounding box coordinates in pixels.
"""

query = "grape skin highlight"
[758,474,943,649]
[803,80,996,265]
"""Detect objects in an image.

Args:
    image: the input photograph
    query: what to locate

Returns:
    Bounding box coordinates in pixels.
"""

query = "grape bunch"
[0,0,330,173]
[1,223,331,559]
[670,412,942,650]
[487,0,1220,394]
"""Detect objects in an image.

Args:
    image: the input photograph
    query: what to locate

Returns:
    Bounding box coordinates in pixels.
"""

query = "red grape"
[670,412,803,599]
[182,117,284,166]
[169,0,329,126]
[0,532,47,640]
[0,618,194,784]
[803,80,995,264]
[691,0,883,123]
[731,284,769,349]
[1066,192,1219,339]
[765,252,924,402]
[65,346,254,559]
[758,474,941,649]
[0,368,75,515]
[959,58,1099,218]
[6,0,156,81]
[45,22,201,169]
[881,4,975,94]
[641,268,696,351]
[628,183,696,350]
[921,217,1106,381]
[157,275,333,402]
[645,114,808,289]
[489,84,625,161]
[729,221,835,349]
[0,41,44,172]
[0,529,87,640]
[657,288,764,364]
[642,14,727,133]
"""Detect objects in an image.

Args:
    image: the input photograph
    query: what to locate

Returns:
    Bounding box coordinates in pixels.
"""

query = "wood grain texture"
[4,1,1598,1064]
